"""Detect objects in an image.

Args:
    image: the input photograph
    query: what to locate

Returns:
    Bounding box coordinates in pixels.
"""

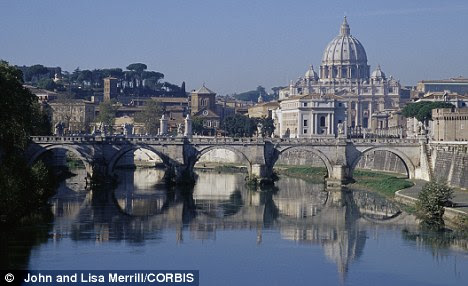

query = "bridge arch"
[272,146,333,178]
[107,145,173,175]
[29,144,93,176]
[350,146,416,179]
[193,146,252,173]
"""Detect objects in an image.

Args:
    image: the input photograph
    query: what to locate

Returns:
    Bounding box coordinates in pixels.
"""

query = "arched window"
[320,116,326,127]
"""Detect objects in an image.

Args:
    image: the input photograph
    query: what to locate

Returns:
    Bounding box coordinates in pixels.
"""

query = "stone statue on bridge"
[54,121,64,136]
[337,123,344,135]
[123,123,133,136]
[177,123,183,136]
[257,122,263,138]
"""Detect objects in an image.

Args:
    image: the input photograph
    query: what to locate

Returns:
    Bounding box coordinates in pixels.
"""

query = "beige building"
[190,84,217,115]
[190,85,221,135]
[416,77,468,95]
[432,108,468,141]
[49,100,95,133]
[248,102,280,118]
[25,85,59,102]
[413,91,468,108]
[406,92,468,139]
[130,97,189,108]
[370,110,406,137]
[220,98,254,116]
[104,77,118,102]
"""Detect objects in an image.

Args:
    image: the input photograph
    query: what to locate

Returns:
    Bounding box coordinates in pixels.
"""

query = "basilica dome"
[320,17,370,81]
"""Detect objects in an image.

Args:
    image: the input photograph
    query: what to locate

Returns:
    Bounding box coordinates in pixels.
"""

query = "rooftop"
[420,77,468,84]
[193,84,216,95]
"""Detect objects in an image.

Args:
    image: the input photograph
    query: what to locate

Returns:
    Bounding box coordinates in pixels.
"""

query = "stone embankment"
[431,143,468,189]
[395,180,468,226]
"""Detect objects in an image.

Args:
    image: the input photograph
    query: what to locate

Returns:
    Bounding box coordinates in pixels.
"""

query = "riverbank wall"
[395,187,468,228]
[430,142,468,189]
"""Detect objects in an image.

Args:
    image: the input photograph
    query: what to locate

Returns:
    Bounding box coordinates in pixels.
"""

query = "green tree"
[180,81,186,96]
[24,64,49,82]
[0,60,50,153]
[415,181,454,229]
[126,63,148,75]
[77,69,93,86]
[31,102,52,136]
[0,156,56,224]
[0,61,54,224]
[223,114,257,137]
[37,78,57,91]
[402,101,454,123]
[257,117,275,137]
[106,68,124,79]
[134,99,164,135]
[96,101,117,132]
[256,85,267,96]
[142,70,164,81]
[70,67,81,82]
[192,117,204,135]
[271,86,285,98]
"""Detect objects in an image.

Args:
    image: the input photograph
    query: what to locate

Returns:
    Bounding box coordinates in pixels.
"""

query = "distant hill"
[232,86,276,102]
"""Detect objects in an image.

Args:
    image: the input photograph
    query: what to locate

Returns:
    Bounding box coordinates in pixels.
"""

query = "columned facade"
[274,94,346,138]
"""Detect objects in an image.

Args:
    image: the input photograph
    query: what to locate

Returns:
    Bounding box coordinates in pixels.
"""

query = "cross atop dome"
[340,16,350,36]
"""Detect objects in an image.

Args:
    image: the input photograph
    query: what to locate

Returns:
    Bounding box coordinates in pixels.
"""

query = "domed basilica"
[275,17,404,138]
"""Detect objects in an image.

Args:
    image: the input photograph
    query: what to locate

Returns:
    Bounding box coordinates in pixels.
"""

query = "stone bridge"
[26,135,432,186]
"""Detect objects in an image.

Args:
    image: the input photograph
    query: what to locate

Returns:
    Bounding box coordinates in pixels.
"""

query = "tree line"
[232,86,277,102]
[0,60,55,225]
[17,62,186,99]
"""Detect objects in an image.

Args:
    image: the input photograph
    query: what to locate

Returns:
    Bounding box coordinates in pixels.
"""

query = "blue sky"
[1,0,467,95]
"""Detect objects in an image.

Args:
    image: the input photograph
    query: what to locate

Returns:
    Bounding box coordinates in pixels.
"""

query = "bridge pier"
[166,164,196,185]
[326,165,348,189]
[251,164,268,178]
[250,163,274,184]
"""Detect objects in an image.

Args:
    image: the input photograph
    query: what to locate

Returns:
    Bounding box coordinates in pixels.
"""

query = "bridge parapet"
[429,141,468,153]
[350,138,420,145]
[31,135,424,146]
[31,135,188,144]
[31,136,98,143]
[189,136,264,144]
[269,138,340,144]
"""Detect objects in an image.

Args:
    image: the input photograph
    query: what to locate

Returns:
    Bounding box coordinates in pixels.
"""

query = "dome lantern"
[340,16,350,36]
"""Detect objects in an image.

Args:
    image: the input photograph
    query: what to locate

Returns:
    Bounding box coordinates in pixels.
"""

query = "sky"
[1,0,467,95]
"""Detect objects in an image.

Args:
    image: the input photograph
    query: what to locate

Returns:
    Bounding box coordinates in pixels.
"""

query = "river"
[3,168,468,286]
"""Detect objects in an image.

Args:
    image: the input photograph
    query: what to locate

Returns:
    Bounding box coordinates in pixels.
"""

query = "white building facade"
[278,17,403,131]
[274,94,347,138]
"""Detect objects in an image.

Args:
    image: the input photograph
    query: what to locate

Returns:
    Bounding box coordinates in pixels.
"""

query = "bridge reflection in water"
[49,168,413,280]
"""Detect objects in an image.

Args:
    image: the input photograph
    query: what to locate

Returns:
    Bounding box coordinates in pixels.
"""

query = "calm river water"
[4,168,468,286]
